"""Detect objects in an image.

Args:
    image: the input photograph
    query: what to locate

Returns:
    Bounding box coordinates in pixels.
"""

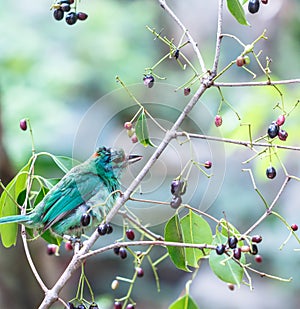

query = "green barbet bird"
[0,147,142,238]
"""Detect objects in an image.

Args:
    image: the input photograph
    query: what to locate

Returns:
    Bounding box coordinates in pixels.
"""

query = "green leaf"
[169,294,199,309]
[0,161,31,247]
[41,229,62,246]
[135,111,155,147]
[209,232,245,285]
[180,210,213,268]
[47,154,78,173]
[226,0,249,25]
[164,214,190,272]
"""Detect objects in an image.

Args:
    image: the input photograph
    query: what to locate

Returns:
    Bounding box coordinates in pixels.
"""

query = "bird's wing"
[41,171,102,230]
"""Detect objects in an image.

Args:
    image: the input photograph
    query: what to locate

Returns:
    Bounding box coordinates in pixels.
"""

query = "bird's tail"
[0,214,29,225]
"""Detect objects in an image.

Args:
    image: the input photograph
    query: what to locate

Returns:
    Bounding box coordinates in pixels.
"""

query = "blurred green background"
[0,0,300,308]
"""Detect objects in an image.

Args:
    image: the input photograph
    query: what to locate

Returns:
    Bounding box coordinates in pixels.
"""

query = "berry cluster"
[52,1,88,26]
[170,179,187,209]
[248,0,268,15]
[97,223,113,236]
[67,302,99,309]
[114,246,128,259]
[215,234,263,263]
[267,114,288,141]
[124,122,138,144]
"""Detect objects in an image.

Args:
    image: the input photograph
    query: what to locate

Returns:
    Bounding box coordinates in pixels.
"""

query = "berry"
[267,123,279,138]
[143,75,154,88]
[241,245,250,253]
[65,12,77,25]
[114,302,122,309]
[20,119,27,131]
[136,267,144,277]
[126,229,135,240]
[233,247,241,260]
[111,279,119,290]
[184,87,191,96]
[228,283,235,291]
[204,161,212,169]
[61,3,71,12]
[214,115,222,127]
[250,244,258,255]
[261,0,268,4]
[78,305,86,309]
[248,0,260,14]
[131,134,138,143]
[106,223,113,234]
[266,166,276,179]
[216,244,226,255]
[77,12,88,21]
[276,115,285,126]
[126,305,134,309]
[278,129,288,141]
[98,223,108,235]
[89,304,99,309]
[170,179,186,196]
[67,302,76,309]
[170,195,182,209]
[53,8,64,21]
[47,244,58,255]
[236,56,245,67]
[251,235,262,243]
[244,55,251,65]
[124,122,133,130]
[228,236,238,249]
[113,247,120,255]
[291,224,298,231]
[81,213,91,226]
[119,247,127,259]
[255,254,263,263]
[174,49,180,59]
[65,241,73,251]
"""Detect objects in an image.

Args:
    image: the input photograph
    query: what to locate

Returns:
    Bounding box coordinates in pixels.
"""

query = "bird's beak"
[127,154,143,164]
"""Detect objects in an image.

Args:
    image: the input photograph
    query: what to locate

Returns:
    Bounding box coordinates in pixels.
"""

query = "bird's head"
[92,147,142,177]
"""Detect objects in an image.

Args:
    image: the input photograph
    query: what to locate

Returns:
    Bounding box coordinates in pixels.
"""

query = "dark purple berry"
[251,235,262,243]
[170,195,182,209]
[278,129,288,141]
[250,244,258,255]
[126,305,134,309]
[228,236,238,249]
[216,244,226,255]
[98,223,108,235]
[61,3,71,12]
[266,166,276,179]
[291,224,298,231]
[174,49,180,59]
[204,161,212,169]
[20,119,27,131]
[77,12,88,21]
[47,244,58,255]
[119,247,127,259]
[215,115,222,127]
[114,302,122,309]
[81,213,91,226]
[143,75,154,88]
[65,12,77,25]
[126,229,135,240]
[184,87,191,96]
[106,223,113,234]
[114,247,120,255]
[53,8,64,21]
[89,304,99,309]
[267,123,279,138]
[255,254,263,263]
[276,115,285,126]
[77,305,86,309]
[171,179,186,196]
[236,56,245,67]
[67,302,76,309]
[233,247,241,260]
[261,0,268,4]
[228,283,235,291]
[248,0,260,14]
[136,267,144,277]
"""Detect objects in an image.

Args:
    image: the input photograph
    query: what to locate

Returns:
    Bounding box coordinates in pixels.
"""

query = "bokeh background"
[0,0,300,308]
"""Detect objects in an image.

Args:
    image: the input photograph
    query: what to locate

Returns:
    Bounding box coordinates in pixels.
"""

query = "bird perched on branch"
[0,147,142,238]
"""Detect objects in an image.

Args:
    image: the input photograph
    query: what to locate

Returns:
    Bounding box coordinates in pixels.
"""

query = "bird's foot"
[63,235,82,253]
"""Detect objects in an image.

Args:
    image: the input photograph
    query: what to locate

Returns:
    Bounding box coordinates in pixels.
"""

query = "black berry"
[77,12,88,21]
[119,247,127,259]
[114,302,122,309]
[171,179,186,196]
[174,49,180,59]
[278,129,288,141]
[89,304,99,309]
[114,247,120,255]
[251,235,262,243]
[216,244,226,255]
[233,247,241,260]
[20,119,27,131]
[77,305,86,309]
[98,223,108,235]
[250,244,258,255]
[267,123,279,138]
[291,224,298,231]
[126,229,135,240]
[81,213,91,226]
[184,87,191,96]
[65,12,77,25]
[106,223,113,234]
[170,195,182,209]
[228,236,238,249]
[67,302,76,309]
[143,75,154,88]
[136,267,144,277]
[53,8,64,21]
[266,166,276,179]
[61,3,71,12]
[248,0,260,14]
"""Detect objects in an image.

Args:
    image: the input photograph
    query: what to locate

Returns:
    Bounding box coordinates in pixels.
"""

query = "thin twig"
[213,79,300,87]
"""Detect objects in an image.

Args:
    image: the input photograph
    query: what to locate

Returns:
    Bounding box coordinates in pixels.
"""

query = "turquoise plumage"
[0,147,142,237]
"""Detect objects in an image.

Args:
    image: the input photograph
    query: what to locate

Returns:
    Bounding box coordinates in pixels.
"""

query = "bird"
[0,147,142,239]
